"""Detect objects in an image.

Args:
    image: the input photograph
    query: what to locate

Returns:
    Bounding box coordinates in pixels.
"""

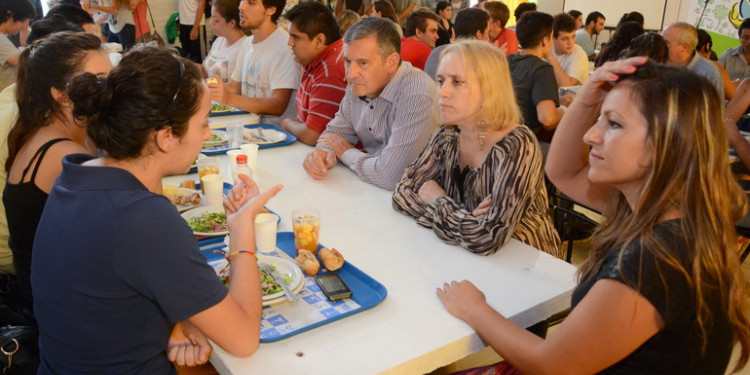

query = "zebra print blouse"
[392,125,563,259]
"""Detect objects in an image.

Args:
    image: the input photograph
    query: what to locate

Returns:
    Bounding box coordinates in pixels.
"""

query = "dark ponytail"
[6,32,102,172]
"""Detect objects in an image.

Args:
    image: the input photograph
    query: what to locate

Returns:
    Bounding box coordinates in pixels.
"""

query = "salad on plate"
[187,211,227,233]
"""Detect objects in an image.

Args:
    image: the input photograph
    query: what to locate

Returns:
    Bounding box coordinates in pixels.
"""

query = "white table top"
[172,139,578,375]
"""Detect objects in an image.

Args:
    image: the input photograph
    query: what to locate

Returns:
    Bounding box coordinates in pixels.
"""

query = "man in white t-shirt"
[548,13,588,87]
[0,0,35,91]
[209,0,301,125]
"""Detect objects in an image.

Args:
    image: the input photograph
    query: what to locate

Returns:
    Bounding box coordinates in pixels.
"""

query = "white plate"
[166,187,201,213]
[209,255,304,305]
[181,205,228,236]
[242,128,287,145]
[203,130,228,147]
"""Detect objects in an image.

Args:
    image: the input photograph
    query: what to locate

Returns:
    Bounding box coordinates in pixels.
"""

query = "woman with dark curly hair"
[594,20,643,67]
[621,32,668,63]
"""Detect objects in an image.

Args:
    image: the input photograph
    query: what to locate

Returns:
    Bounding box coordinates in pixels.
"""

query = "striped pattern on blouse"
[392,125,563,258]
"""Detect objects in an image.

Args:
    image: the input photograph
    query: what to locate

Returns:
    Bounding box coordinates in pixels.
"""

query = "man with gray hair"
[303,17,438,190]
[662,22,723,96]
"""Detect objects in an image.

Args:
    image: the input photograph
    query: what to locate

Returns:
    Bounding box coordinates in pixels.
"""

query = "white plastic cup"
[196,156,220,194]
[240,143,259,172]
[254,213,278,253]
[240,143,260,186]
[226,122,244,149]
[201,173,223,206]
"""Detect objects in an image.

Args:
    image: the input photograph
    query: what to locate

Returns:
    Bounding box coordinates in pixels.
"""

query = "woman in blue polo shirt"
[32,48,281,373]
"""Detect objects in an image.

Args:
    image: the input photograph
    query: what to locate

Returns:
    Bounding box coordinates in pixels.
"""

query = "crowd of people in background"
[0,0,749,373]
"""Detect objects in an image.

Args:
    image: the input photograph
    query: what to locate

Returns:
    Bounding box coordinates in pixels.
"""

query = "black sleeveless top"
[572,220,733,374]
[3,138,71,311]
[436,19,454,47]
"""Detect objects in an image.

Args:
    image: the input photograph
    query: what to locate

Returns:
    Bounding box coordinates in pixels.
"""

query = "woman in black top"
[435,1,454,47]
[435,58,750,373]
[3,32,111,318]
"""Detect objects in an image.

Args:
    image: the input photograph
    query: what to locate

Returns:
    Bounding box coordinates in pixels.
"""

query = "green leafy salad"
[188,212,227,233]
[211,104,233,112]
[207,133,224,143]
[218,264,293,295]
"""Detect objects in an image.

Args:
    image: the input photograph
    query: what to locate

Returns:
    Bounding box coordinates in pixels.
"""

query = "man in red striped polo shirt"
[280,2,347,145]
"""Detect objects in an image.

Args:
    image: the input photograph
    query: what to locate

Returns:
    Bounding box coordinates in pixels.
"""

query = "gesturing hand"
[223,174,282,221]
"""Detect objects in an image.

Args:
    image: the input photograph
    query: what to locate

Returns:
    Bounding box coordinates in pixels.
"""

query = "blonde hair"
[439,39,520,130]
[337,10,359,36]
[579,62,749,372]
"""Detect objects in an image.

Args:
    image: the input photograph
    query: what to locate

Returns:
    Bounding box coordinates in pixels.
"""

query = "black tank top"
[3,138,71,311]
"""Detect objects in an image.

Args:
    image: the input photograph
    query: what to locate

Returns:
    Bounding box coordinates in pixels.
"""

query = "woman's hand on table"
[436,280,486,321]
[418,180,447,203]
[575,56,648,108]
[167,321,212,367]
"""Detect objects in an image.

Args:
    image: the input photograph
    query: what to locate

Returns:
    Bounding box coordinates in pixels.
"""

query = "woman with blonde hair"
[336,9,360,35]
[393,39,561,258]
[437,57,750,374]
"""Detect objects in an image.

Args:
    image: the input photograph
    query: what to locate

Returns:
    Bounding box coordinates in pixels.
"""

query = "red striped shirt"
[295,39,347,134]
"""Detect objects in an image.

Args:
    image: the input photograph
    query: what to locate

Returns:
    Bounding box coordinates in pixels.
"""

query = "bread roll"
[318,247,344,271]
[295,249,320,276]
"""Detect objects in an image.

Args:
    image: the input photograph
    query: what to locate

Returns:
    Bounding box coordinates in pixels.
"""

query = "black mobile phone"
[315,273,352,301]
